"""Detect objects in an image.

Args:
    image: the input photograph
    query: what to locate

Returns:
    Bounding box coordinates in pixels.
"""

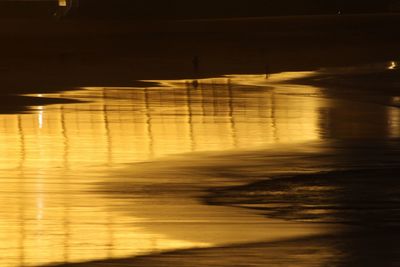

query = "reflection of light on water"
[36,194,44,221]
[388,61,398,70]
[0,74,326,267]
[38,107,44,129]
[36,170,45,221]
[58,0,67,7]
[126,72,316,91]
[389,97,400,137]
[227,72,316,85]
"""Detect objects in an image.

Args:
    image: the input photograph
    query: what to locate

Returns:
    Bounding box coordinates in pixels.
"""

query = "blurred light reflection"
[58,0,67,7]
[0,73,328,267]
[388,61,398,70]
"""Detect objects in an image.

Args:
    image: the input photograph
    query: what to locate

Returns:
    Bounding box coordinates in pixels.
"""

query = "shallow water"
[0,68,399,266]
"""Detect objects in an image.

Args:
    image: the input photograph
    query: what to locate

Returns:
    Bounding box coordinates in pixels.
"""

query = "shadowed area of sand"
[44,231,400,267]
[0,95,84,114]
[41,139,400,267]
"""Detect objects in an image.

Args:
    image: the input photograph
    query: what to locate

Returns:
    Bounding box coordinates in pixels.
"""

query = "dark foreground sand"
[45,232,400,267]
[43,139,400,267]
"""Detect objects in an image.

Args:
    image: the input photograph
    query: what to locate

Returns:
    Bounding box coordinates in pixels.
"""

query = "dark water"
[0,64,399,266]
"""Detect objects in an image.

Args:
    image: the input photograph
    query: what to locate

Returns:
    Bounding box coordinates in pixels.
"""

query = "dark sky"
[0,0,399,18]
[70,0,400,18]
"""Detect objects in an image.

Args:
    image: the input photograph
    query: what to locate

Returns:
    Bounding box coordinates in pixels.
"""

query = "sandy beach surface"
[0,14,400,267]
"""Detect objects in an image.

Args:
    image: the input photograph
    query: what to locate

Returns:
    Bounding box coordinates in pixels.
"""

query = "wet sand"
[0,73,333,266]
[41,139,400,267]
[1,14,400,267]
[45,232,400,267]
[31,65,400,266]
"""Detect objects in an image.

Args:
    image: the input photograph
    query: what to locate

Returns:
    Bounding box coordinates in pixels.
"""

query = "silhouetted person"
[192,80,199,89]
[265,64,271,79]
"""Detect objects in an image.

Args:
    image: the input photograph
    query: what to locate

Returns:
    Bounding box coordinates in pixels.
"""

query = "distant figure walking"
[192,79,199,89]
[265,64,271,79]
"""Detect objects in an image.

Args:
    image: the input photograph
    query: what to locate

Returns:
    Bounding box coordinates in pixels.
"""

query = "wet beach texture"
[45,233,400,267]
[13,66,400,266]
[0,13,400,267]
[42,139,400,267]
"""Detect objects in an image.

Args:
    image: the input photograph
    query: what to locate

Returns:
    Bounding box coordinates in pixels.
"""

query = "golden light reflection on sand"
[58,0,67,7]
[388,61,398,70]
[389,104,400,138]
[0,73,328,267]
